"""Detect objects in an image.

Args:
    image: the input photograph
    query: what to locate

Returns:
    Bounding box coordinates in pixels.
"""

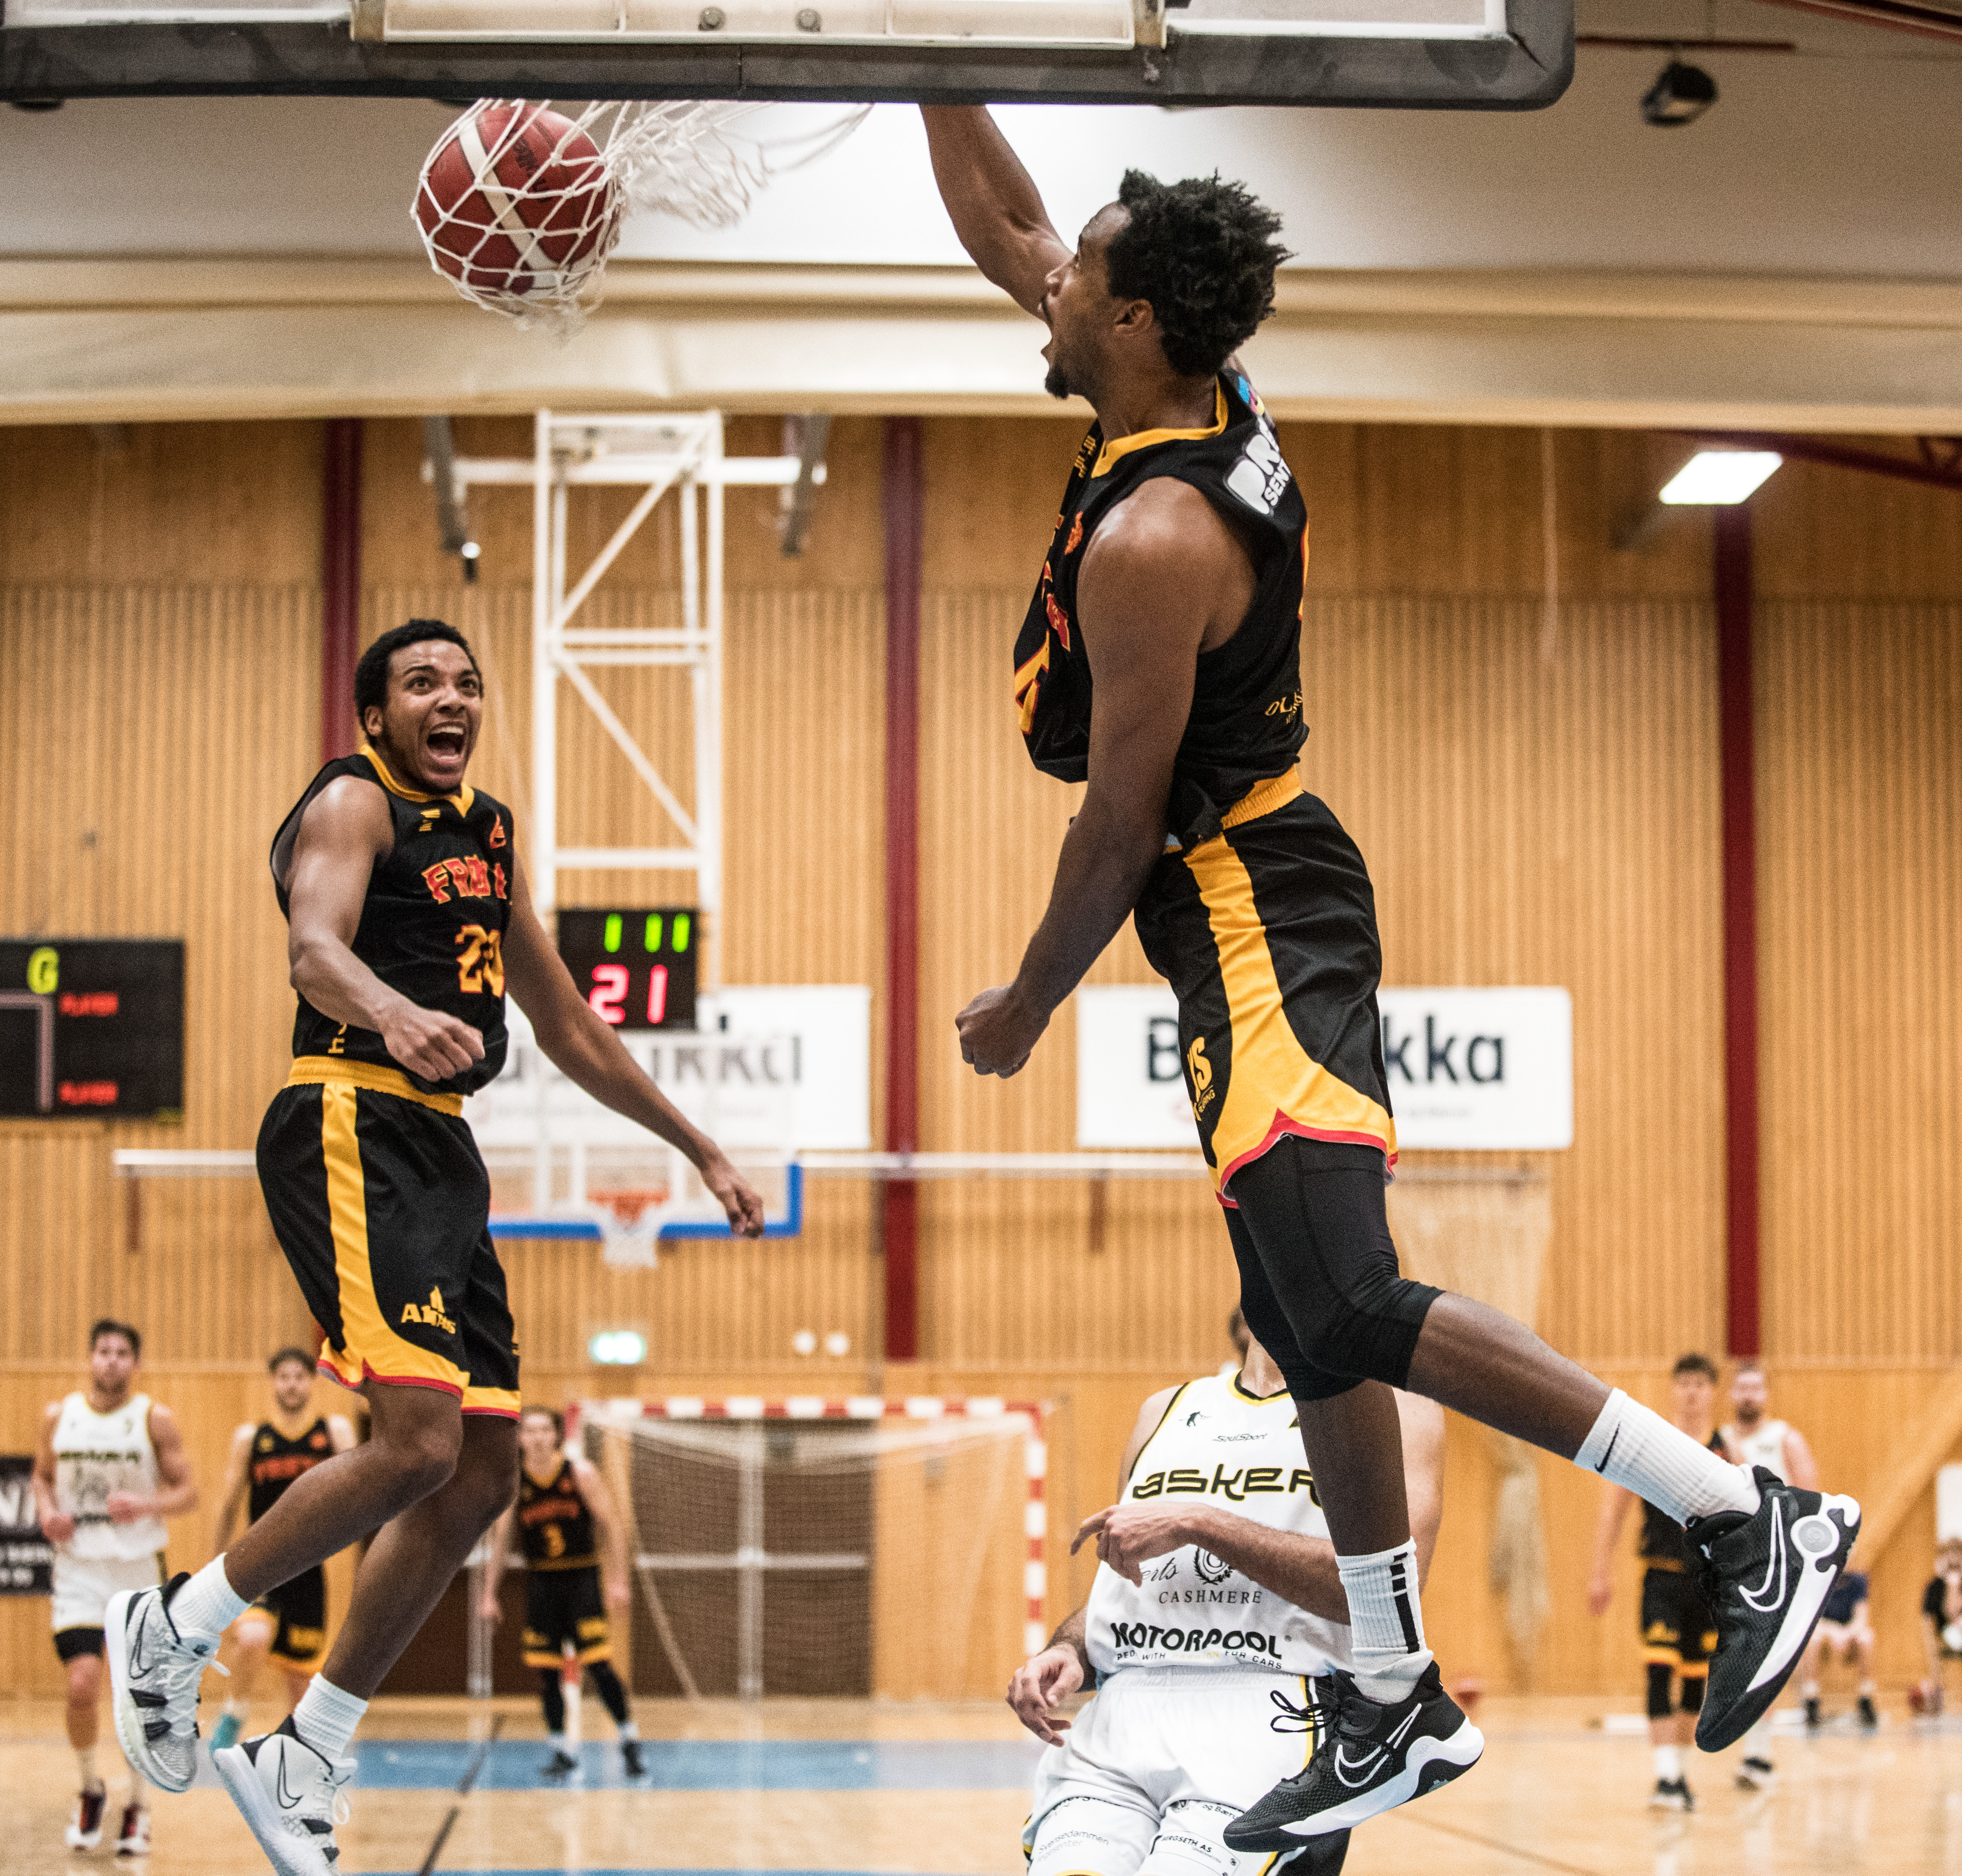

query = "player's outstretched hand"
[1007,1645,1083,1744]
[1072,1502,1193,1586]
[702,1151,768,1238]
[956,984,1047,1079]
[42,1510,75,1544]
[381,1001,486,1082]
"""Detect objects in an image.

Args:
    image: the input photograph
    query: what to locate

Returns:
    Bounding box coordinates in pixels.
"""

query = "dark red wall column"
[882,418,924,1363]
[1715,505,1760,1358]
[321,418,364,762]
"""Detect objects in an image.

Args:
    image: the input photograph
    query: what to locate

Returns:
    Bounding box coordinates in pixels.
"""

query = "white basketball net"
[414,99,869,331]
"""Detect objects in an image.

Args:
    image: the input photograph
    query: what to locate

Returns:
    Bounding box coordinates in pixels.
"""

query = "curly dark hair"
[1102,170,1291,380]
[354,618,479,721]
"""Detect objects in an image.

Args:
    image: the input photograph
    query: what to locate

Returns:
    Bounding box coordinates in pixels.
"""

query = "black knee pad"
[1647,1663,1675,1720]
[539,1668,566,1734]
[1679,1672,1705,1715]
[587,1659,630,1726]
[1227,1140,1441,1397]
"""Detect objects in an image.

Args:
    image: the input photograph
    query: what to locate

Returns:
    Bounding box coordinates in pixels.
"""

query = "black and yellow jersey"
[246,1416,335,1524]
[1639,1432,1730,1567]
[1015,368,1310,849]
[268,747,514,1098]
[517,1459,599,1572]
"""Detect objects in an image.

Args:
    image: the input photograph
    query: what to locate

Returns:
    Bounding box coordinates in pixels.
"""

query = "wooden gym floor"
[1,1692,1956,1876]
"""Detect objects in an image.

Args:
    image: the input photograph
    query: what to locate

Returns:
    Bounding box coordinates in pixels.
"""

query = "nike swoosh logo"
[1740,1503,1789,1613]
[1593,1426,1621,1475]
[275,1748,307,1811]
[1334,1746,1383,1787]
[129,1606,155,1675]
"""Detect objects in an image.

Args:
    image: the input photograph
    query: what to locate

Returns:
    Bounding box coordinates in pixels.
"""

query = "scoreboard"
[556,908,698,1032]
[0,939,185,1120]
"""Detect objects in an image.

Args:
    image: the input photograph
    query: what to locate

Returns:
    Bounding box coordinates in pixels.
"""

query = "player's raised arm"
[500,853,765,1237]
[284,777,485,1083]
[918,107,1070,317]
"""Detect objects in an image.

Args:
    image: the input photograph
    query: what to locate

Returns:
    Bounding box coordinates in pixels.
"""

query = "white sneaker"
[104,1576,224,1794]
[113,1802,152,1857]
[65,1785,108,1850]
[214,1716,353,1876]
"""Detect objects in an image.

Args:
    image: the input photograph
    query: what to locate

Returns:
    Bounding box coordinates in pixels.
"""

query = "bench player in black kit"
[917,106,1862,1849]
[107,619,764,1876]
[480,1406,646,1781]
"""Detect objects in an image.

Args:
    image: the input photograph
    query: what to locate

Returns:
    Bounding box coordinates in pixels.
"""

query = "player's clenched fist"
[1008,1645,1084,1745]
[379,1002,485,1081]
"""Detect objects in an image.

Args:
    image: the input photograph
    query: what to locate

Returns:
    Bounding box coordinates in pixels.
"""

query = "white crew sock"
[1859,1678,1877,1696]
[1335,1538,1433,1702]
[169,1556,249,1639]
[292,1676,368,1764]
[76,1745,101,1792]
[1654,1744,1682,1781]
[1802,1678,1821,1698]
[1742,1714,1774,1764]
[1574,1391,1760,1526]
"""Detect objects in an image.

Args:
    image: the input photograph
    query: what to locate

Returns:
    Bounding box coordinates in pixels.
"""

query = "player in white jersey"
[30,1320,198,1858]
[1010,1332,1449,1876]
[1718,1364,1818,1790]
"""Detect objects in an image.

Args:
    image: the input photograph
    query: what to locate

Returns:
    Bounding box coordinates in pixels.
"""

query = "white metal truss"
[444,412,817,979]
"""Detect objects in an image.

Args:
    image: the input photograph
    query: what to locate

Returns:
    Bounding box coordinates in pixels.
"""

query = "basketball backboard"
[1,0,1572,108]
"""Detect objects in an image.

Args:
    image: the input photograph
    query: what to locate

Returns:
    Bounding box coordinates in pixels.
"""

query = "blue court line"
[353,1738,1042,1792]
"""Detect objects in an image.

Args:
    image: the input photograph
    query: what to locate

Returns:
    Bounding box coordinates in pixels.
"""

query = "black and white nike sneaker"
[1224,1665,1483,1847]
[213,1714,353,1876]
[1686,1466,1861,1751]
[104,1575,225,1794]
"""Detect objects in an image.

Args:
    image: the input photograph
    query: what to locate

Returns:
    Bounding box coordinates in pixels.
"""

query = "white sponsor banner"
[468,983,871,1153]
[1075,984,1572,1151]
[1075,985,1201,1150]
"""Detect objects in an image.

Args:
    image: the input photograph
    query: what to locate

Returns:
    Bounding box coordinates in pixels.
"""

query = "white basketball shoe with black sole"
[1686,1465,1862,1751]
[104,1575,224,1794]
[1224,1664,1482,1847]
[213,1715,354,1876]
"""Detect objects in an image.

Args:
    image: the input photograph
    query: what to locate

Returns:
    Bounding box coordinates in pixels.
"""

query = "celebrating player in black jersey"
[480,1407,645,1781]
[1588,1354,1728,1811]
[107,618,765,1876]
[918,106,1861,1846]
[208,1349,356,1752]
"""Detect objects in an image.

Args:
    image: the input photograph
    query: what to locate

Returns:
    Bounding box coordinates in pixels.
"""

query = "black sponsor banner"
[0,1456,54,1593]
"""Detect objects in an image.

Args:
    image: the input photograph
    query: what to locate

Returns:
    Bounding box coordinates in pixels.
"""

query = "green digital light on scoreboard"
[0,939,185,1120]
[556,908,697,1031]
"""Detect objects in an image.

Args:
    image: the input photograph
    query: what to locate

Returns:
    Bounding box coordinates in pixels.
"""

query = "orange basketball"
[415,103,617,299]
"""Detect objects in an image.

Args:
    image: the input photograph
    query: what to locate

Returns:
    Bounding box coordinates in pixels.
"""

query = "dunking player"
[918,104,1861,1845]
[479,1406,646,1781]
[105,619,764,1876]
[1586,1354,1728,1811]
[208,1349,357,1751]
[1014,1328,1445,1876]
[1717,1363,1820,1788]
[31,1320,198,1858]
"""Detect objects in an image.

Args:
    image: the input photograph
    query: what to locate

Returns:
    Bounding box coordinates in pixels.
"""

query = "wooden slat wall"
[2,414,1960,1702]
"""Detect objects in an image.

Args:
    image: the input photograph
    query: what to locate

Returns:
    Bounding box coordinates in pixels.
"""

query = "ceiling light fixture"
[1659,451,1784,504]
[1641,58,1719,126]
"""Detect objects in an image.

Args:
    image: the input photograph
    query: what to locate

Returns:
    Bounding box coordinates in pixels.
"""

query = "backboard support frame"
[0,0,1573,107]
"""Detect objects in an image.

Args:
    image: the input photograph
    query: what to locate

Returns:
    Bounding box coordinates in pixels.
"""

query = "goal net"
[579,1399,1045,1701]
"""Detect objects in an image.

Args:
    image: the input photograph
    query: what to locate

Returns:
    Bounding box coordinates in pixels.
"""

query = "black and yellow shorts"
[1134,771,1397,1198]
[256,1057,520,1417]
[523,1564,612,1669]
[249,1564,329,1672]
[1641,1564,1718,1672]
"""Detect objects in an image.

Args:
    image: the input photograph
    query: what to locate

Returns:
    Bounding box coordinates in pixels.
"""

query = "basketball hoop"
[413,99,869,331]
[586,1185,673,1269]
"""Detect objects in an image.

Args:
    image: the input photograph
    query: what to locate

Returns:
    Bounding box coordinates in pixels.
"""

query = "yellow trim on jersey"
[1123,1381,1192,1489]
[1229,1371,1291,1404]
[316,1082,468,1400]
[1182,834,1397,1193]
[360,743,475,820]
[1221,769,1304,831]
[289,1056,465,1118]
[1090,381,1228,478]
